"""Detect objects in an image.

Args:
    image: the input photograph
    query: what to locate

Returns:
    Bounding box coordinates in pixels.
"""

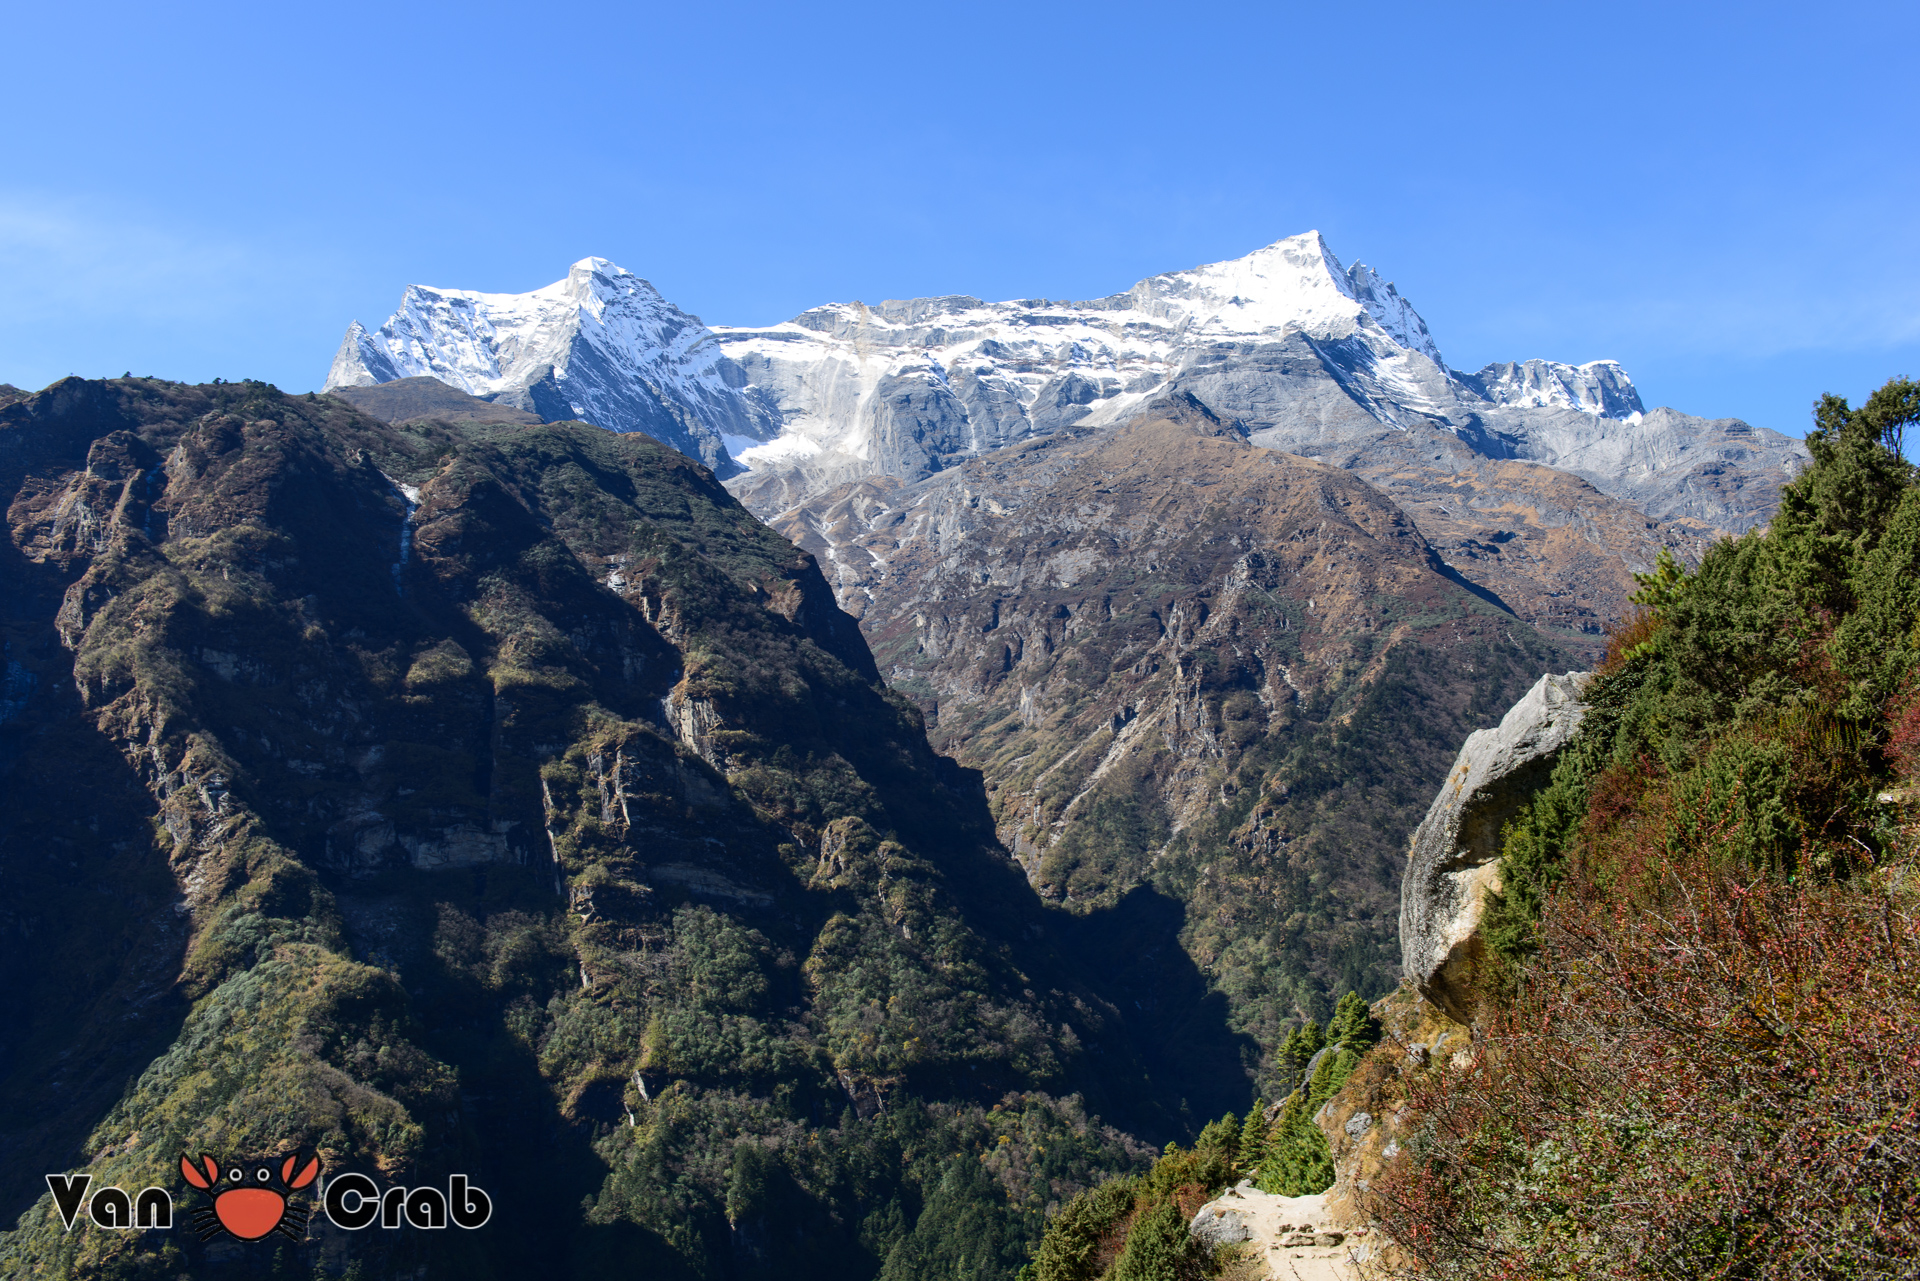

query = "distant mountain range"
[326,232,1805,538]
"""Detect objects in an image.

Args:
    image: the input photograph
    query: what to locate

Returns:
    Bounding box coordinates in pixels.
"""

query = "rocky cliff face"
[0,377,1223,1278]
[1398,670,1590,1025]
[1459,359,1644,418]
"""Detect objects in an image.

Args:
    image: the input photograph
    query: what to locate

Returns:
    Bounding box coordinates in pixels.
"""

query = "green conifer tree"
[1026,1180,1137,1281]
[1280,1019,1324,1091]
[1256,1039,1363,1196]
[1326,991,1381,1054]
[1195,1110,1241,1158]
[1109,1198,1206,1281]
[1236,1098,1269,1173]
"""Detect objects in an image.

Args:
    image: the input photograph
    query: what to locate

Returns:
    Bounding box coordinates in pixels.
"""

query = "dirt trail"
[1190,1183,1372,1279]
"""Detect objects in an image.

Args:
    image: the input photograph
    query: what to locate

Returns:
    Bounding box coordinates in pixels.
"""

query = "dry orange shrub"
[1369,824,1920,1279]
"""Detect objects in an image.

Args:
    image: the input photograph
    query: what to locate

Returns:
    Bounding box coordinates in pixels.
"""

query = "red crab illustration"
[179,1152,321,1242]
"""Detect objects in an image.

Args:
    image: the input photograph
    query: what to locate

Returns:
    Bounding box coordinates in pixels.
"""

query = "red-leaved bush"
[1368,833,1920,1279]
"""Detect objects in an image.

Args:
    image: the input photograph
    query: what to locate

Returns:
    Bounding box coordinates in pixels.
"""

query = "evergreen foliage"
[1373,378,1920,1279]
[1486,377,1920,964]
[1022,1180,1138,1281]
[1108,1199,1208,1281]
[1324,991,1380,1055]
[1232,1100,1267,1172]
[1247,991,1378,1196]
[1277,1019,1323,1089]
[1023,982,1383,1278]
[1022,1127,1240,1281]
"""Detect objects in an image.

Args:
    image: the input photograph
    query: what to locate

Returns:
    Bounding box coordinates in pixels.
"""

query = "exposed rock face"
[1399,669,1591,1023]
[1188,1185,1365,1276]
[1188,1203,1252,1246]
[1307,673,1594,1254]
[1459,359,1644,418]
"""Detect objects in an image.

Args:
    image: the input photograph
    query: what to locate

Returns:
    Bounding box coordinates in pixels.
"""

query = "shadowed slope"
[0,377,1241,1280]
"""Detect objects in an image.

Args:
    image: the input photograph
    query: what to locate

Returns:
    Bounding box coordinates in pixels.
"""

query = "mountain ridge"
[764,391,1577,1073]
[326,257,780,475]
[324,234,1803,538]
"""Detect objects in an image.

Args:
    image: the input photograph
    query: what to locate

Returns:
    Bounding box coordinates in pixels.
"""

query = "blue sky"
[3,0,1914,437]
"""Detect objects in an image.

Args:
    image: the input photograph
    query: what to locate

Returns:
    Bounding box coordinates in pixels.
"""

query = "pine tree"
[1256,1035,1364,1196]
[1326,991,1381,1054]
[1255,1091,1332,1196]
[1027,1181,1137,1281]
[1280,1019,1324,1091]
[1236,1098,1269,1173]
[1195,1110,1241,1159]
[1771,380,1918,620]
[1110,1198,1207,1281]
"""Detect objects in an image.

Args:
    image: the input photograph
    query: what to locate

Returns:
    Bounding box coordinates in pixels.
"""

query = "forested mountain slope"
[0,377,1259,1279]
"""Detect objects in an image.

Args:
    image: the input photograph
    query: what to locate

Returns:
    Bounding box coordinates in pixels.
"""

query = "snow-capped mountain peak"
[1121,231,1445,365]
[324,233,1715,515]
[325,259,775,472]
[1343,259,1444,366]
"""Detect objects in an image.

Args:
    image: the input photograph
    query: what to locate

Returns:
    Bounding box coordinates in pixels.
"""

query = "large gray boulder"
[1189,1205,1252,1247]
[1400,671,1592,1023]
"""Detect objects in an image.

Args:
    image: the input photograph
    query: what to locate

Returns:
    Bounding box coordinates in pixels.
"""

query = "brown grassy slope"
[765,394,1575,1070]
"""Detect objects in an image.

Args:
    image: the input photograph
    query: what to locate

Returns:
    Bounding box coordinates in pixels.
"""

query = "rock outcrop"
[1399,669,1591,1024]
[1316,987,1471,1206]
[326,374,544,426]
[1187,1184,1365,1277]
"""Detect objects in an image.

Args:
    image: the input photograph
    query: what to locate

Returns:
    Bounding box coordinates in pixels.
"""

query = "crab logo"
[178,1152,320,1243]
